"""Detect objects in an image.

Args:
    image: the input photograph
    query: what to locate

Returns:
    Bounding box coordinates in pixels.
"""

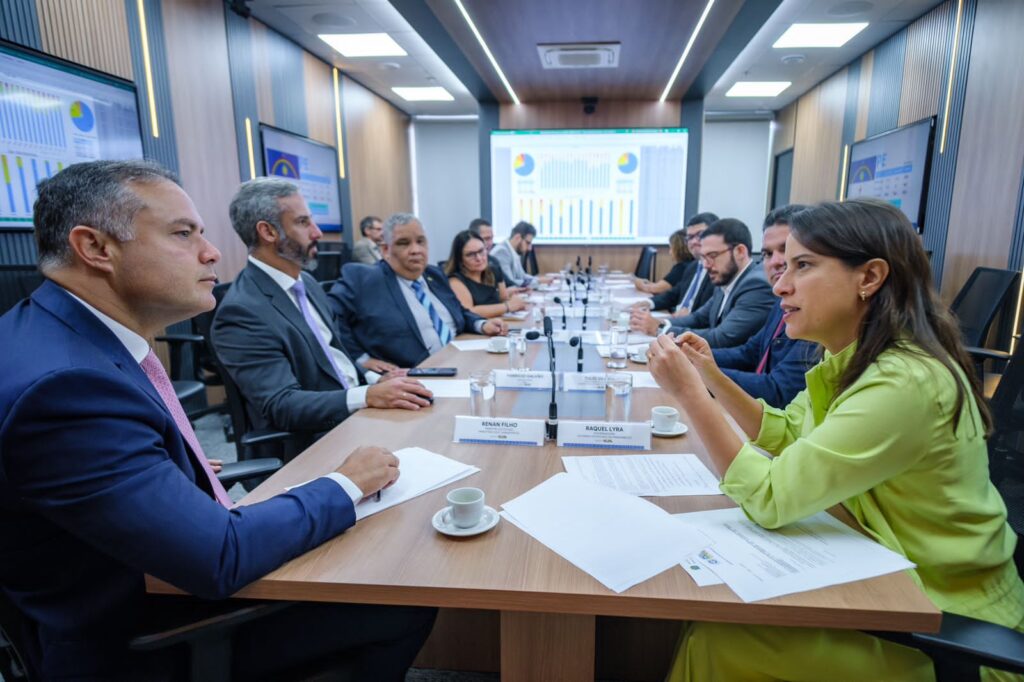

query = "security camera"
[582,97,598,115]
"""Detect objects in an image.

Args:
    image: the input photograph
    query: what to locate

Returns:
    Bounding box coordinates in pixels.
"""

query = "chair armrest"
[966,346,1011,362]
[156,333,205,345]
[239,429,296,448]
[873,612,1024,675]
[217,458,282,486]
[130,602,292,651]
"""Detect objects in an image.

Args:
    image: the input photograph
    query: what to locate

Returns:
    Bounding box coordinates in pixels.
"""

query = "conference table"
[149,297,940,681]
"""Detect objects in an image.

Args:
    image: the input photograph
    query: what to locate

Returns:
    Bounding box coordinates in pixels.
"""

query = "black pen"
[375,490,382,502]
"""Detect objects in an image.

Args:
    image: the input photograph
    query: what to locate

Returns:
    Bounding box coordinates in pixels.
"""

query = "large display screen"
[845,117,934,230]
[490,128,688,244]
[260,124,343,233]
[0,42,144,228]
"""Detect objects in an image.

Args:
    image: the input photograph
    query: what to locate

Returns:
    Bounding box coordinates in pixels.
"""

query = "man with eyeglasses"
[631,218,774,348]
[353,215,385,264]
[636,212,718,306]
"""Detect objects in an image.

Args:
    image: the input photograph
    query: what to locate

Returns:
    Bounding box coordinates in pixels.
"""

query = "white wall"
[411,121,481,264]
[698,120,772,250]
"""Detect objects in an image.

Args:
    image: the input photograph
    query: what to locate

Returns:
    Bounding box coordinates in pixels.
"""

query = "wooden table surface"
[149,305,940,679]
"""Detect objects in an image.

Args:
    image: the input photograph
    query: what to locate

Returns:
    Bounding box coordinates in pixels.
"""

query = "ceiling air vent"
[537,43,621,69]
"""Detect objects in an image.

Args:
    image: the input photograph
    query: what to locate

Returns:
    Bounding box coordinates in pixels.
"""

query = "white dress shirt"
[394,272,486,355]
[249,257,377,411]
[64,287,362,503]
[715,260,752,321]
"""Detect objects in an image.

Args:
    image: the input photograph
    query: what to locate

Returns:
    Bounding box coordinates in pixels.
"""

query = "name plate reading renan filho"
[493,370,552,391]
[561,372,608,392]
[557,421,652,450]
[453,416,546,447]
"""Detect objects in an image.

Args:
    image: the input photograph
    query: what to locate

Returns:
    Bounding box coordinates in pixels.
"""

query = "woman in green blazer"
[648,198,1023,681]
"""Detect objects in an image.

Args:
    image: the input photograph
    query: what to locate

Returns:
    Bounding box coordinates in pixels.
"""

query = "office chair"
[0,265,45,316]
[633,246,657,281]
[522,248,539,276]
[313,243,352,283]
[951,267,1019,349]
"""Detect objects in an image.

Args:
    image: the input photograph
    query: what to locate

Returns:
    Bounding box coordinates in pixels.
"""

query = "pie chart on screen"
[617,152,638,174]
[513,153,535,176]
[70,100,95,133]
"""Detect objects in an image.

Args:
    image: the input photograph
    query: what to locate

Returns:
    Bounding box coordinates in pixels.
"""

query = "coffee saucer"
[652,422,688,437]
[485,347,509,354]
[630,352,648,364]
[432,505,500,537]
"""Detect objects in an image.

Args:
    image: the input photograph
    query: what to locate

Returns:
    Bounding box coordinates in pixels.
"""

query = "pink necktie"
[755,317,787,375]
[140,350,233,508]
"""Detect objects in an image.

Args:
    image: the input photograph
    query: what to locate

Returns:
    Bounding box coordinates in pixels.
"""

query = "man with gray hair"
[212,178,434,450]
[0,161,435,679]
[329,212,507,367]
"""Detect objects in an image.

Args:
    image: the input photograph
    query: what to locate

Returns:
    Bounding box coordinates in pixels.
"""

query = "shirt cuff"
[658,319,672,335]
[357,353,370,366]
[473,319,486,334]
[323,472,364,503]
[346,385,369,411]
[365,371,381,385]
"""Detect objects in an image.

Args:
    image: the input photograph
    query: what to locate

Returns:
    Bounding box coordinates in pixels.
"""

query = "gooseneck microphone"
[551,296,568,330]
[564,275,574,306]
[542,316,558,439]
[581,296,589,331]
[569,335,583,372]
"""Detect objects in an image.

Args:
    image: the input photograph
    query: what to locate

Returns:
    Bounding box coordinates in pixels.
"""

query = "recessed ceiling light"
[726,81,791,98]
[318,33,407,58]
[773,23,868,48]
[392,86,455,102]
[452,0,520,105]
[659,0,716,102]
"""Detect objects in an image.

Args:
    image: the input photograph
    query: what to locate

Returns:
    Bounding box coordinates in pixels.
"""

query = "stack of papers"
[562,454,721,497]
[355,447,478,520]
[612,295,653,306]
[416,379,471,398]
[674,508,916,601]
[451,339,492,351]
[500,473,710,592]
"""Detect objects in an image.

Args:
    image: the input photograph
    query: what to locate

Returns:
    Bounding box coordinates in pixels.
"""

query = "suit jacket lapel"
[302,272,365,383]
[380,261,427,349]
[424,269,461,332]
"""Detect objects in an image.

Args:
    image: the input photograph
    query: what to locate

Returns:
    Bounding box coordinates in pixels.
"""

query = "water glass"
[607,325,629,369]
[469,370,496,417]
[604,372,633,422]
[508,330,529,370]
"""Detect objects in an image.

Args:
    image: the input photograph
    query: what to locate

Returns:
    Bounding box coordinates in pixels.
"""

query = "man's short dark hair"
[359,215,381,237]
[34,159,179,273]
[763,204,808,230]
[468,218,491,232]
[701,218,752,252]
[686,212,719,228]
[511,221,536,239]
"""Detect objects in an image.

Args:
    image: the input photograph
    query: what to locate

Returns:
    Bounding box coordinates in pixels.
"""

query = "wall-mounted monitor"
[844,117,935,230]
[490,128,688,244]
[259,124,343,233]
[0,41,144,229]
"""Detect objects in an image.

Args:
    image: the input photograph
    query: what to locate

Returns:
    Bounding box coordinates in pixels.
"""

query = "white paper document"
[611,295,653,306]
[416,379,471,398]
[354,447,479,520]
[626,371,659,388]
[674,508,916,602]
[682,550,725,586]
[500,473,711,593]
[451,339,492,351]
[562,454,722,497]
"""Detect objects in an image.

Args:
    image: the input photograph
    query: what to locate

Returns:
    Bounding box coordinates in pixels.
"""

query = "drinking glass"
[508,330,529,370]
[469,370,496,417]
[606,325,629,369]
[604,372,633,422]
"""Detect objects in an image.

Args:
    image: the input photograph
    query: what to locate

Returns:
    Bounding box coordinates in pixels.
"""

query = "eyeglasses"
[700,245,736,264]
[464,247,487,260]
[686,230,705,243]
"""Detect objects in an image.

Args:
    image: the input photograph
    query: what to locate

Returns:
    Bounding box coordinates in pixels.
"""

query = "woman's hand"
[647,334,704,401]
[675,332,719,381]
[507,296,527,312]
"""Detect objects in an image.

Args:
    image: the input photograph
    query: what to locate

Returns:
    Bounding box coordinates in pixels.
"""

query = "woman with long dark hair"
[446,230,526,320]
[648,199,1023,681]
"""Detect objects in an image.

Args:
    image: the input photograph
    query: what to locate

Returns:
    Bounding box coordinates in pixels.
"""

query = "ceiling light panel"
[726,81,792,98]
[772,23,869,49]
[392,86,455,102]
[318,32,407,57]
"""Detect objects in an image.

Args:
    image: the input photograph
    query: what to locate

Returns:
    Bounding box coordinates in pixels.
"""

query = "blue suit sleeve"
[718,340,818,408]
[328,268,370,361]
[1,369,355,600]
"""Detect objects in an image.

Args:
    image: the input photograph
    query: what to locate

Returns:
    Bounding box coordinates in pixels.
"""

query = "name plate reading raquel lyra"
[557,421,652,450]
[493,370,553,391]
[453,416,546,447]
[561,372,608,393]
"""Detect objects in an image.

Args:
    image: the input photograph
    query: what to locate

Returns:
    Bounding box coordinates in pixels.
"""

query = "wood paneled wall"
[772,103,796,155]
[899,4,951,127]
[35,0,132,80]
[535,245,673,281]
[161,0,246,278]
[499,101,681,130]
[941,0,1024,298]
[790,69,847,204]
[342,75,413,224]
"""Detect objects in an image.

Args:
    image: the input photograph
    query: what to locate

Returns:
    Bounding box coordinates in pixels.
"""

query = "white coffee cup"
[651,406,680,432]
[442,487,485,529]
[488,337,509,352]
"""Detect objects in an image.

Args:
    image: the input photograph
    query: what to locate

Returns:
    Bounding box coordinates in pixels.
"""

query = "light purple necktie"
[140,350,233,508]
[290,279,349,389]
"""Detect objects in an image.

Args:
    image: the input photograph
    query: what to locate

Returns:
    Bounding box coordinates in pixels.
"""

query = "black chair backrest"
[951,267,1020,347]
[313,251,343,282]
[633,246,657,281]
[522,249,539,276]
[205,282,257,461]
[0,266,45,316]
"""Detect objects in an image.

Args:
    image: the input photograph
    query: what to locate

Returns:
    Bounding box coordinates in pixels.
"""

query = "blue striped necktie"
[410,279,453,345]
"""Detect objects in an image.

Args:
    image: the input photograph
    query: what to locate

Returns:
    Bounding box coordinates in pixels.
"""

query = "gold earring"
[860,291,867,302]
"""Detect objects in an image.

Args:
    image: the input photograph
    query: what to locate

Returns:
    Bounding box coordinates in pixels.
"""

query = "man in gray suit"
[352,215,384,264]
[631,218,774,348]
[212,179,432,449]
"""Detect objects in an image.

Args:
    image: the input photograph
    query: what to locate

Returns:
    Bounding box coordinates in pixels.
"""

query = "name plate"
[453,416,546,447]
[557,421,652,450]
[493,370,552,390]
[561,372,607,392]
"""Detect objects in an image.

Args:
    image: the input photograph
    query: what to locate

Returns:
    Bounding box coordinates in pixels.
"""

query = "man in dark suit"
[329,213,506,368]
[711,205,818,407]
[631,219,774,348]
[0,161,434,680]
[637,215,717,314]
[212,179,433,448]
